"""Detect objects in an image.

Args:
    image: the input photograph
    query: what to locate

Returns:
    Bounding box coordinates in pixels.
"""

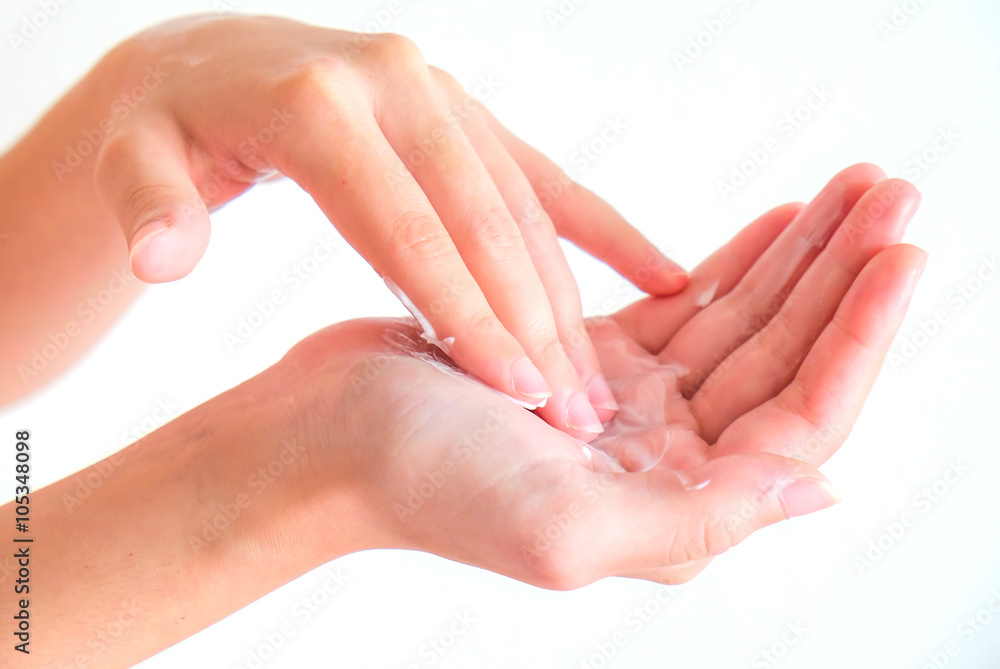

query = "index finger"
[269,88,552,409]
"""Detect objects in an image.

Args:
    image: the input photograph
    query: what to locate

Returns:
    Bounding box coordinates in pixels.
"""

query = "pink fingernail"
[668,269,690,281]
[586,374,619,412]
[897,192,922,229]
[566,392,604,434]
[129,219,171,266]
[511,358,552,400]
[911,250,929,283]
[778,478,841,518]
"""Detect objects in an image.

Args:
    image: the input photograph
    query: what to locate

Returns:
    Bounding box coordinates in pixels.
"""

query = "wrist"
[18,348,372,665]
[189,356,377,575]
[262,319,413,555]
[236,319,420,561]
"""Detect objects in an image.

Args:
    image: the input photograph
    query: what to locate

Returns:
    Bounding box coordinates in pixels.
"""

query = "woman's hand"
[85,15,687,438]
[281,163,925,587]
[7,164,922,667]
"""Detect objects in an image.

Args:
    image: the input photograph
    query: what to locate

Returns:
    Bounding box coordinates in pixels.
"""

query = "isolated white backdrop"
[2,0,999,667]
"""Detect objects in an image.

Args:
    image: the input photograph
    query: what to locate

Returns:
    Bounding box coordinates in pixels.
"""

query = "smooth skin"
[0,163,925,666]
[0,14,690,436]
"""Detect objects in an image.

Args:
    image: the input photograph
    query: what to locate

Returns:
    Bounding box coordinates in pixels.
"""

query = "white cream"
[693,279,720,307]
[380,310,546,411]
[383,276,455,356]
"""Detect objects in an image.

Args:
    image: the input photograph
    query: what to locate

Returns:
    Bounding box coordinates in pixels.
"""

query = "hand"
[280,163,926,587]
[85,15,687,438]
[5,164,922,666]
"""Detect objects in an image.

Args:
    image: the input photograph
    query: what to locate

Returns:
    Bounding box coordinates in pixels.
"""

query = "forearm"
[0,43,147,406]
[0,364,367,667]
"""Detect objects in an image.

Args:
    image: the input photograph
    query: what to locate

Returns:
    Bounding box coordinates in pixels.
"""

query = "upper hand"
[87,15,687,438]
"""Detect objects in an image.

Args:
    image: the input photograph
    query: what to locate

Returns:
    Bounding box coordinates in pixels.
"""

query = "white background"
[2,0,999,667]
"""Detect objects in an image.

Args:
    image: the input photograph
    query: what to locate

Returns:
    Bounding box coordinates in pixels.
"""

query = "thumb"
[601,453,841,574]
[95,118,211,283]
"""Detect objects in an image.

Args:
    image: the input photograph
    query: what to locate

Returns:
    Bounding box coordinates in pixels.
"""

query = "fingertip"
[879,177,921,203]
[130,224,181,283]
[128,211,210,283]
[643,269,690,296]
[871,243,929,286]
[766,201,807,224]
[895,243,929,283]
[129,219,170,262]
[886,244,929,301]
[511,357,553,404]
[443,319,555,410]
[634,253,690,295]
[566,392,604,436]
[835,162,888,185]
[778,477,841,519]
[586,373,618,422]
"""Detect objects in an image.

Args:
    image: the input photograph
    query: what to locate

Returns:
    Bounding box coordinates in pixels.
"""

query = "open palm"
[595,162,921,475]
[290,164,923,589]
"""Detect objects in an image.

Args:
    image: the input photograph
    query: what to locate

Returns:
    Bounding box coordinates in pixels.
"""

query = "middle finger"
[657,163,886,395]
[375,59,603,437]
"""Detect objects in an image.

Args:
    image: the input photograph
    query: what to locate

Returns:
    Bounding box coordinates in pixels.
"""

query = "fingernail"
[911,250,929,283]
[586,374,619,412]
[649,254,689,293]
[898,191,922,228]
[778,478,841,518]
[665,271,690,291]
[129,219,171,266]
[511,358,552,400]
[566,392,604,434]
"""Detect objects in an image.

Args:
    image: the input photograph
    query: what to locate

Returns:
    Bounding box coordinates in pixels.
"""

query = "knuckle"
[273,57,352,119]
[93,129,128,176]
[532,335,568,365]
[390,210,452,264]
[525,550,585,591]
[512,199,557,239]
[519,529,590,592]
[462,314,505,339]
[467,206,522,253]
[757,310,806,371]
[670,517,739,564]
[429,66,467,99]
[366,32,425,67]
[120,183,181,232]
[702,518,738,557]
